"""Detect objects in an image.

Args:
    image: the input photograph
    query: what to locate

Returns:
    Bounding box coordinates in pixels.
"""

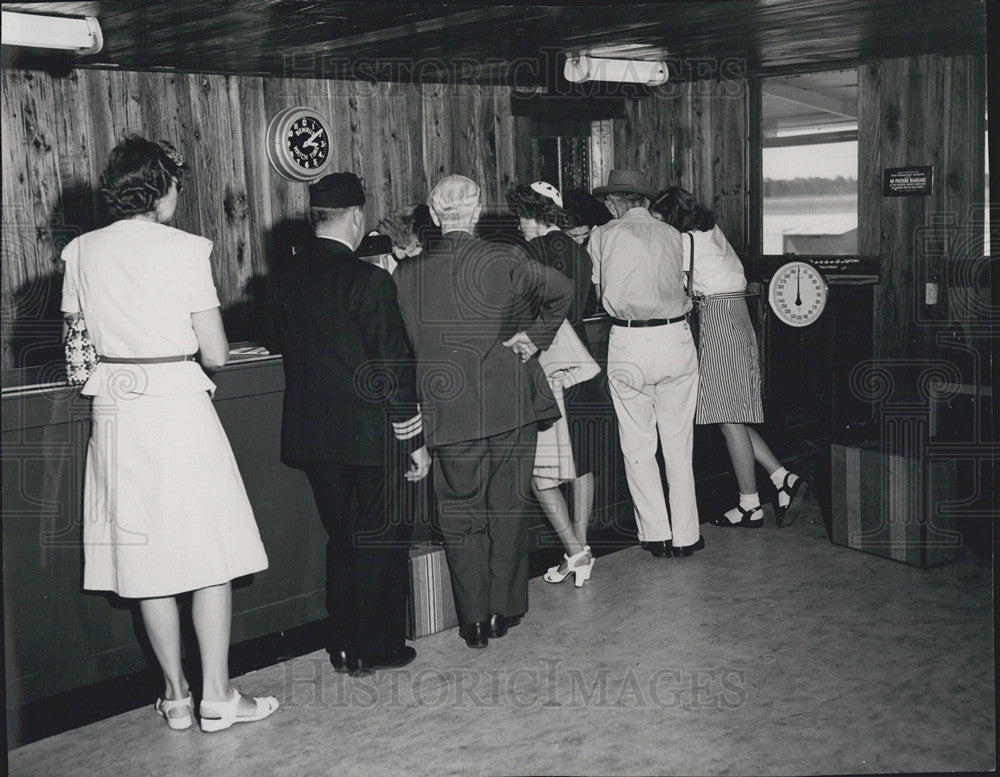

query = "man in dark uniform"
[393,174,572,648]
[273,172,431,676]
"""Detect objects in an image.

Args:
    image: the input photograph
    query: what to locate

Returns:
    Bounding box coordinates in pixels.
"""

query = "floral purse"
[64,315,98,385]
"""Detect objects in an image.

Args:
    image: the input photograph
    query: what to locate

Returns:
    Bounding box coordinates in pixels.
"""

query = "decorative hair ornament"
[530,181,563,208]
[157,140,186,169]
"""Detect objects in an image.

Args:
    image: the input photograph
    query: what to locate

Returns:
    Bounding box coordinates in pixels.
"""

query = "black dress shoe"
[350,646,417,677]
[671,536,706,557]
[488,614,508,638]
[641,540,673,557]
[459,621,489,649]
[488,614,522,638]
[329,650,350,674]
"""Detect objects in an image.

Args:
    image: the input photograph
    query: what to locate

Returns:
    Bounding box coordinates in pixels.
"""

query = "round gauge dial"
[767,260,829,327]
[265,107,333,182]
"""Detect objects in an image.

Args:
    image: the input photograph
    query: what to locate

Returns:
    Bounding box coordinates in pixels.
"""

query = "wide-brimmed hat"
[592,169,657,198]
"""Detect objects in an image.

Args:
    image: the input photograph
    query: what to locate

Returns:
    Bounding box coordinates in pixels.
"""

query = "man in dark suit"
[393,174,573,648]
[273,172,431,676]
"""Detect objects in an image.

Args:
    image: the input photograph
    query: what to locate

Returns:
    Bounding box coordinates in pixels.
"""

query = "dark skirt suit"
[394,231,573,624]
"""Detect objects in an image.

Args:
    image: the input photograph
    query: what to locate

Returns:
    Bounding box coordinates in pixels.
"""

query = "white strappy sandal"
[199,689,279,733]
[154,695,193,730]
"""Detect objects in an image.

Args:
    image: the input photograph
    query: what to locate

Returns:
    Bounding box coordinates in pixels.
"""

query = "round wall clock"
[265,106,333,182]
[768,260,829,327]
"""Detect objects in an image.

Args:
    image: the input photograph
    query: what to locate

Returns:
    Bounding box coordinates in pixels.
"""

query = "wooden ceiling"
[1,0,988,83]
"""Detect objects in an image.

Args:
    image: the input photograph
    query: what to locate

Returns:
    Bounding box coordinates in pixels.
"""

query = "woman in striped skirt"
[651,187,807,527]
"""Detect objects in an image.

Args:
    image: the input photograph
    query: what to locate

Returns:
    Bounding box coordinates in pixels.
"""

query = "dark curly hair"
[505,183,570,229]
[562,188,613,229]
[650,186,715,232]
[100,135,187,219]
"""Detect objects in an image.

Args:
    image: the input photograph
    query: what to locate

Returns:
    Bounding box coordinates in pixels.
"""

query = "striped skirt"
[695,296,764,425]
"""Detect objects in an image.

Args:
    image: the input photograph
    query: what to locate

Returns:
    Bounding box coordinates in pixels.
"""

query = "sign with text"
[883,166,933,197]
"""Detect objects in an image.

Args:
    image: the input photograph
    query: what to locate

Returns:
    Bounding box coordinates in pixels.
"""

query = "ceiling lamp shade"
[563,55,669,87]
[1,11,103,54]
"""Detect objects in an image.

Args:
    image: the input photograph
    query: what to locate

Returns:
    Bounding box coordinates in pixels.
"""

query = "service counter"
[3,316,629,712]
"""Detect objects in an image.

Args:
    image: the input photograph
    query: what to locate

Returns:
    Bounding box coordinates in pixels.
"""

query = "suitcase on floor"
[830,442,959,567]
[406,544,459,639]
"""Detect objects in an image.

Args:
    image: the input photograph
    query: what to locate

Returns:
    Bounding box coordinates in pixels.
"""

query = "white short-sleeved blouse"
[61,220,221,396]
[685,225,748,296]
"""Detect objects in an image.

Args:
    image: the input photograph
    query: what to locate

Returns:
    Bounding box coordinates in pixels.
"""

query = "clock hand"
[302,129,323,149]
[794,267,802,306]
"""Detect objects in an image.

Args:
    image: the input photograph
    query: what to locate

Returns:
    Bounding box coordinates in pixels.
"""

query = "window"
[761,69,858,255]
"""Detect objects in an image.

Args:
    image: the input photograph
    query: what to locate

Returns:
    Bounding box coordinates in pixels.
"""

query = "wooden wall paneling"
[51,71,99,236]
[512,114,533,185]
[2,72,37,370]
[857,62,882,258]
[451,87,488,205]
[377,82,418,217]
[322,77,353,175]
[236,77,271,282]
[346,80,385,226]
[9,70,65,377]
[185,74,227,297]
[220,75,258,335]
[476,87,501,209]
[871,57,900,364]
[493,89,516,201]
[712,82,747,251]
[689,86,714,216]
[665,91,686,189]
[421,83,452,192]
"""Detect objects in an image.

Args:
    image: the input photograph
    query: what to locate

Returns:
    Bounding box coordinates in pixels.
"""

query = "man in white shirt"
[588,169,703,558]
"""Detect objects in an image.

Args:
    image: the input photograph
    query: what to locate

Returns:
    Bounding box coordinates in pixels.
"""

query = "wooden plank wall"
[858,54,987,394]
[613,79,747,253]
[0,69,520,371]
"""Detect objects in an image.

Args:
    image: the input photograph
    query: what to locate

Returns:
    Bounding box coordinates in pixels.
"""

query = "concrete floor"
[8,504,995,776]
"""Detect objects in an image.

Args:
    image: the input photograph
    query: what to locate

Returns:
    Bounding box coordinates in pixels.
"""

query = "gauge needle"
[794,267,802,306]
[302,129,323,149]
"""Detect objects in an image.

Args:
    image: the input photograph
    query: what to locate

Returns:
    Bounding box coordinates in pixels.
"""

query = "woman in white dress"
[61,136,277,732]
[650,187,808,528]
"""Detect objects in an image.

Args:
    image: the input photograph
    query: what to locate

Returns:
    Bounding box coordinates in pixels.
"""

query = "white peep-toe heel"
[199,689,279,733]
[543,546,595,588]
[154,695,193,730]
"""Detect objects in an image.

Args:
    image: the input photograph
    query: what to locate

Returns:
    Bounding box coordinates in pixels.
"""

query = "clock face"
[286,115,329,170]
[768,260,829,327]
[266,107,333,182]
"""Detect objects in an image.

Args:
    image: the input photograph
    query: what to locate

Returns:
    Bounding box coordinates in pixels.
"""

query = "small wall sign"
[883,165,933,197]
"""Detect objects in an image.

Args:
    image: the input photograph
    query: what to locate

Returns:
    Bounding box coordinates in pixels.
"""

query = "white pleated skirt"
[83,390,268,598]
[695,297,765,425]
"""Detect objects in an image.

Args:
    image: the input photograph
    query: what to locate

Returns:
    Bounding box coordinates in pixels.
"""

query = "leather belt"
[609,315,686,328]
[97,354,197,364]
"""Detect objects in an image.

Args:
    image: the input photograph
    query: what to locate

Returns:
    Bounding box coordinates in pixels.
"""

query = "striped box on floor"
[830,442,959,568]
[406,544,458,639]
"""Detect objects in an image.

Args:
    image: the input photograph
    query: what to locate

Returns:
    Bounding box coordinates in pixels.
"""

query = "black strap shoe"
[459,621,489,649]
[708,505,763,528]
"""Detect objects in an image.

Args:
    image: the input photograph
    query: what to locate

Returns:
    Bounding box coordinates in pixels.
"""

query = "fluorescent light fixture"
[564,55,668,86]
[1,11,103,54]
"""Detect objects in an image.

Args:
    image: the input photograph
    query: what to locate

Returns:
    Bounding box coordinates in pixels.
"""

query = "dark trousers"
[304,462,413,661]
[432,423,538,624]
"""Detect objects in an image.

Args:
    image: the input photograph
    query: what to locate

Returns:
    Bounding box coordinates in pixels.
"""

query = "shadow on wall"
[4,182,100,385]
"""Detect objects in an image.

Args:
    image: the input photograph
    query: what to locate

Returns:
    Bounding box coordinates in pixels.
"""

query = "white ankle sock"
[723,492,761,524]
